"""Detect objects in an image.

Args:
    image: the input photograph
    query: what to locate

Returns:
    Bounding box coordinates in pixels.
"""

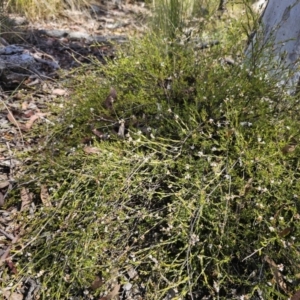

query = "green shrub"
[5,26,300,300]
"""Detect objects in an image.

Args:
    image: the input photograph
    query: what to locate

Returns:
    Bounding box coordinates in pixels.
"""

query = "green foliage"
[150,0,219,39]
[6,31,300,299]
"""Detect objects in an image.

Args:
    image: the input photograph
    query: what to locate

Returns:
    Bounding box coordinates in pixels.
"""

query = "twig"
[0,228,15,240]
[242,247,264,262]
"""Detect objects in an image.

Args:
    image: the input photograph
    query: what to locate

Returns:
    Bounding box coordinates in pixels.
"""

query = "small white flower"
[90,107,94,112]
[257,215,263,222]
[174,114,179,120]
[190,233,199,245]
[198,151,204,157]
[281,239,287,248]
[256,203,264,209]
[269,226,275,232]
[167,108,172,113]
[209,118,214,123]
[69,124,74,128]
[213,281,220,293]
[185,173,191,180]
[277,264,284,271]
[190,145,195,150]
[224,174,231,180]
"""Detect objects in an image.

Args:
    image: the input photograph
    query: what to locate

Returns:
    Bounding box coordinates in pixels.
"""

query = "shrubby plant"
[5,28,300,299]
[2,1,300,299]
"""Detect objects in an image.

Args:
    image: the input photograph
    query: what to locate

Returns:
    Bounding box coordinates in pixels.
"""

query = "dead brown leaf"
[40,185,52,207]
[103,87,117,109]
[21,101,28,110]
[6,259,18,274]
[23,110,35,118]
[107,283,120,300]
[264,256,287,293]
[25,112,49,130]
[0,192,4,207]
[278,227,292,237]
[3,290,23,300]
[92,128,109,140]
[99,284,120,300]
[91,275,103,291]
[52,88,67,96]
[20,187,33,211]
[292,290,300,300]
[0,181,10,189]
[7,111,28,132]
[84,146,101,155]
[7,111,50,132]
